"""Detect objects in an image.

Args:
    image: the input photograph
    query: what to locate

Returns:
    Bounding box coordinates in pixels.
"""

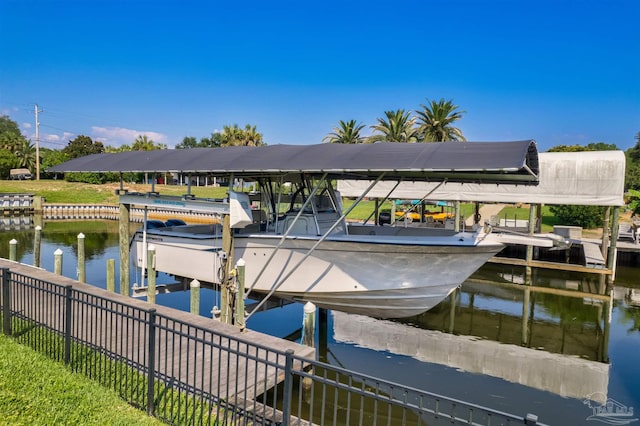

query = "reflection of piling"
[9,239,17,262]
[190,279,200,315]
[54,249,63,275]
[448,288,457,333]
[302,302,316,348]
[147,245,156,304]
[33,226,42,268]
[106,259,116,293]
[522,287,531,345]
[318,308,328,362]
[77,233,85,283]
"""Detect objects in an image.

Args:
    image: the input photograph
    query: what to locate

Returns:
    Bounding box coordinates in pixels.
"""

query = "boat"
[49,141,548,318]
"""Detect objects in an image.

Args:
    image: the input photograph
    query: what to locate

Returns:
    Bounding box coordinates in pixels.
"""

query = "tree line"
[1,104,639,199]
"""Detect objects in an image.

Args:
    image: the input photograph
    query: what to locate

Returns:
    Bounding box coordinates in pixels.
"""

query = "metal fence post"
[64,285,73,364]
[281,349,295,426]
[147,308,157,416]
[1,268,11,336]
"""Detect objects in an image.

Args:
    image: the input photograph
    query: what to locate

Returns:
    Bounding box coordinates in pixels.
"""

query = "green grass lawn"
[0,180,227,204]
[0,333,164,425]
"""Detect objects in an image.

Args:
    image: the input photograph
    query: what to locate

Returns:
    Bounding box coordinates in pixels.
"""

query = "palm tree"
[368,110,418,143]
[323,120,366,144]
[415,98,466,142]
[14,138,36,170]
[220,124,264,146]
[132,134,166,151]
[241,124,264,146]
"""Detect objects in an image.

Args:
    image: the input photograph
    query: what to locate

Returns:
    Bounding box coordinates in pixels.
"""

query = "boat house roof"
[48,140,540,184]
[338,150,626,206]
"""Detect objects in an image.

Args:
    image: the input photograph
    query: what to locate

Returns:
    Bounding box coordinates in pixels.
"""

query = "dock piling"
[147,245,156,304]
[106,259,115,293]
[54,249,63,275]
[190,279,200,315]
[302,302,316,348]
[33,226,42,268]
[77,233,85,282]
[235,258,246,331]
[9,239,17,262]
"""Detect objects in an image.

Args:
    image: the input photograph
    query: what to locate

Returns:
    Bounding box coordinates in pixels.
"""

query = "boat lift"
[118,187,253,325]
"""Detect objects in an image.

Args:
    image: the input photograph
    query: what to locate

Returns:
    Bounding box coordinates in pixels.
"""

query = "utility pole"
[34,104,43,181]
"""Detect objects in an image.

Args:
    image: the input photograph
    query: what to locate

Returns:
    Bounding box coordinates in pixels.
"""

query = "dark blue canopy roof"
[48,140,539,184]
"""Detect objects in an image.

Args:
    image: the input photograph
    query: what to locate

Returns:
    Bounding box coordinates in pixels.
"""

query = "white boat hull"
[132,228,503,318]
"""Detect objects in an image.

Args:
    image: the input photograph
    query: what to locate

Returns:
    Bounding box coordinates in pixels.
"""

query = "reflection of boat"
[51,141,545,319]
[332,310,610,402]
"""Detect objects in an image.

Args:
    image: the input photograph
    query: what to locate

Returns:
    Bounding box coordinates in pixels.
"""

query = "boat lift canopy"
[48,140,540,184]
[338,150,626,206]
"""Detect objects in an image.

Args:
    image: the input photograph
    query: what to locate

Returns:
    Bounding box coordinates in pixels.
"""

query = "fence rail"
[0,265,544,425]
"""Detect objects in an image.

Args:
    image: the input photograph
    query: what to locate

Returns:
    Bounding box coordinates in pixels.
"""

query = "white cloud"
[22,122,32,129]
[45,134,60,141]
[91,126,167,147]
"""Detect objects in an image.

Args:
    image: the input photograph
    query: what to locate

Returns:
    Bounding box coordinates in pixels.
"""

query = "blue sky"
[1,0,638,152]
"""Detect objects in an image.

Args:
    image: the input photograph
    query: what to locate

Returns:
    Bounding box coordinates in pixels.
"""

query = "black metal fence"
[0,266,544,425]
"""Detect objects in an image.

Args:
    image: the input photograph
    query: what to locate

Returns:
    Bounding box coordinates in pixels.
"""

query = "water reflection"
[2,220,640,424]
[398,264,612,363]
[330,263,615,401]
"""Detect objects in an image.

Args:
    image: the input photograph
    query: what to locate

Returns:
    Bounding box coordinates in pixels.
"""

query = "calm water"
[1,219,639,425]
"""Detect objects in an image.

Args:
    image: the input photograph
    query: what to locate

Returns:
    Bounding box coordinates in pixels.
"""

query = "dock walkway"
[0,258,315,424]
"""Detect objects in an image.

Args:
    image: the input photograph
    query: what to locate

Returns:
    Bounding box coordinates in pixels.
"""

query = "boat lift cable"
[245,173,386,321]
[245,173,328,298]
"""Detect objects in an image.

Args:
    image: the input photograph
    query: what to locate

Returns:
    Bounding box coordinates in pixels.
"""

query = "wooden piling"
[302,302,316,348]
[525,204,537,279]
[119,202,131,296]
[106,259,116,293]
[235,258,246,331]
[77,233,86,282]
[147,245,156,304]
[190,279,200,315]
[54,249,63,275]
[607,206,620,285]
[33,226,42,268]
[9,239,17,262]
[220,214,234,324]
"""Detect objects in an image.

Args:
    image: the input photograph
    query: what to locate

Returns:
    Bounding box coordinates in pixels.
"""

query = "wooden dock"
[0,258,315,423]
